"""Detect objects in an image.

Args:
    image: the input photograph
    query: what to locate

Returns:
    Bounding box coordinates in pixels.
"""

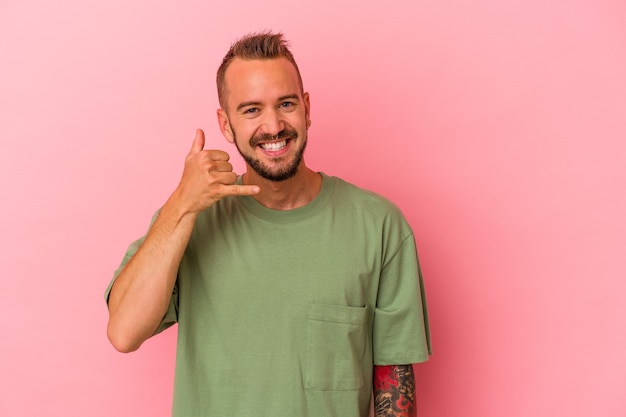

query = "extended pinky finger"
[226,184,260,196]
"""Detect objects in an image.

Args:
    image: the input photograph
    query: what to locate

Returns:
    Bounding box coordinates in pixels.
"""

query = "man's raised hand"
[173,129,259,214]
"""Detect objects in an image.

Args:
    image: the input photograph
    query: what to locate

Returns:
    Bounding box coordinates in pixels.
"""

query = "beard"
[233,126,307,182]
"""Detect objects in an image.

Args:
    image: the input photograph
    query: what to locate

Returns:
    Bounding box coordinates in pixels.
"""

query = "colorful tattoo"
[373,364,416,417]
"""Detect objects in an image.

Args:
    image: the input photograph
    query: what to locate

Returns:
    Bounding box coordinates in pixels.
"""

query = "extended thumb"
[189,129,205,154]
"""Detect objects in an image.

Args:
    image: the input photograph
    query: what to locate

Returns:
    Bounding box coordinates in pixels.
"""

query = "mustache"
[250,127,298,147]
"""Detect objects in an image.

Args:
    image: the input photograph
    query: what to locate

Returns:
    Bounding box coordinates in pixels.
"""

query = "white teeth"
[260,140,287,151]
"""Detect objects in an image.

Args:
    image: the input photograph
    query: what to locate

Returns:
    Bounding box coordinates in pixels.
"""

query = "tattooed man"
[105,32,431,417]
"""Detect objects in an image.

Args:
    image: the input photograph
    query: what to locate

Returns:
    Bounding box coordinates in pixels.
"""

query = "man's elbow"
[107,321,142,353]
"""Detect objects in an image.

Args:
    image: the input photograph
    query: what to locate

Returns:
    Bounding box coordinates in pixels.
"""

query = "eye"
[244,107,258,114]
[280,101,296,110]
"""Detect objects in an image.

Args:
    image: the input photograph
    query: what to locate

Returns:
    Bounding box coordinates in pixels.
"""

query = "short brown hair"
[216,31,303,109]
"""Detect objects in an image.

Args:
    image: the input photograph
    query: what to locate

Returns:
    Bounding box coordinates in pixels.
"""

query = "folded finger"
[210,160,233,173]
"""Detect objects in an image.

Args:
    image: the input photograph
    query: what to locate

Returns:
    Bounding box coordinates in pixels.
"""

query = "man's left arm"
[373,364,416,417]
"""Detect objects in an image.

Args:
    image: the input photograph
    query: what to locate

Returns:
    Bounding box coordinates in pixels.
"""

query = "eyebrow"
[236,94,300,112]
[236,101,262,112]
[278,94,300,102]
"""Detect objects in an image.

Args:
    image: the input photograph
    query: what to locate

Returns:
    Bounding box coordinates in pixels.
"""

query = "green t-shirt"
[106,173,431,417]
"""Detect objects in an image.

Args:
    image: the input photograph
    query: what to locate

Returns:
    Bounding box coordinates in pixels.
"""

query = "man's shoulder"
[326,174,415,242]
[326,174,403,212]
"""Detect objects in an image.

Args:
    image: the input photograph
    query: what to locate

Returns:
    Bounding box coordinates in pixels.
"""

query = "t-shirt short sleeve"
[372,233,432,365]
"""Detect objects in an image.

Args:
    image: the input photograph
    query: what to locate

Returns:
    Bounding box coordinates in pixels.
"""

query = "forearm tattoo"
[373,364,416,417]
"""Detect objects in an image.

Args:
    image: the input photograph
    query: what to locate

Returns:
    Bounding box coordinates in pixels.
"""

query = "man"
[105,32,431,417]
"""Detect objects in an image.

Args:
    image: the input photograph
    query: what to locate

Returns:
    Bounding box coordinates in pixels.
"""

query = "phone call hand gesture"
[173,129,259,214]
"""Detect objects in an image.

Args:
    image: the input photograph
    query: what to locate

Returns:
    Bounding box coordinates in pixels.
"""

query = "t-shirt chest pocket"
[305,303,369,391]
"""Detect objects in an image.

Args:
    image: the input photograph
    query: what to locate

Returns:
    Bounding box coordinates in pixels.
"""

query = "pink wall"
[1,1,625,416]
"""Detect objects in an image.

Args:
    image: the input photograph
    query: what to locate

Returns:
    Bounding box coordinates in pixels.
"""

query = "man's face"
[218,57,310,182]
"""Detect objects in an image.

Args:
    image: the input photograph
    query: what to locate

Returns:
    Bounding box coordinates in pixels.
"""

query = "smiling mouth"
[259,139,289,152]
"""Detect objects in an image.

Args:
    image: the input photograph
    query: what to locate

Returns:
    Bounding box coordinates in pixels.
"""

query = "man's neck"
[242,164,322,210]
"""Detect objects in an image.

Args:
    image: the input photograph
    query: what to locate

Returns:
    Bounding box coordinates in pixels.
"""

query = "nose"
[260,109,284,138]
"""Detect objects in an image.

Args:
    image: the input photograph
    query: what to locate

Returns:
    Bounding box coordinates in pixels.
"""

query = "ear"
[303,92,311,122]
[217,108,235,143]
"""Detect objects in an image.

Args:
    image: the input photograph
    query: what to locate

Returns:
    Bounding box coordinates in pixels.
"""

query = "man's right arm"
[106,129,259,353]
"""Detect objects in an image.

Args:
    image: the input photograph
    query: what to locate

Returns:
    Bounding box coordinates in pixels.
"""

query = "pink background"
[1,1,625,416]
